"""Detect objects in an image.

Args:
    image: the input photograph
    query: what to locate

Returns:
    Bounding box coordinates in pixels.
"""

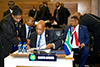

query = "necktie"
[28,27,31,38]
[74,27,79,46]
[38,34,42,47]
[56,8,59,21]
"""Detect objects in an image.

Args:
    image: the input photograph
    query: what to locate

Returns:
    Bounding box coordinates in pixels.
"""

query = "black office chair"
[47,28,64,50]
[59,25,70,31]
[47,28,64,36]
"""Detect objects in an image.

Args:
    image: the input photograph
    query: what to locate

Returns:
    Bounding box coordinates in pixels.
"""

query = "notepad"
[50,50,65,54]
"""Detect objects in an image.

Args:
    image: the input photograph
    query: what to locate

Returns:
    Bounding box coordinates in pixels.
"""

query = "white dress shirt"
[25,24,30,38]
[36,30,46,49]
[9,9,13,13]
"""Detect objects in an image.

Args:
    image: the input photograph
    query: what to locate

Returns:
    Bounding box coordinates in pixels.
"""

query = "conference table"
[4,50,74,67]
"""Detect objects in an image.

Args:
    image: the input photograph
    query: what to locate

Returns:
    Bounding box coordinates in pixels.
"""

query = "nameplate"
[29,54,57,61]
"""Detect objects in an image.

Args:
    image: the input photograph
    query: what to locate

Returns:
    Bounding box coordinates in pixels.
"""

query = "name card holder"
[29,54,57,61]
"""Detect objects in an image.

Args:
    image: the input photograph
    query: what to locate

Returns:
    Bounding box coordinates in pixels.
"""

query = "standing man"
[39,1,51,21]
[54,2,70,25]
[29,5,37,18]
[0,8,22,67]
[20,16,35,44]
[74,12,100,67]
[61,2,70,25]
[3,1,15,17]
[27,20,62,49]
[63,16,89,67]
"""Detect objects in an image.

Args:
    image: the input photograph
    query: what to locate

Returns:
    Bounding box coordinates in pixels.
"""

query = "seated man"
[28,20,62,49]
[63,16,89,67]
[20,16,35,44]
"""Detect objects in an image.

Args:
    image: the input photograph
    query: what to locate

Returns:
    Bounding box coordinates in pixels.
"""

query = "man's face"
[56,3,60,8]
[36,24,45,35]
[8,2,14,10]
[12,15,22,22]
[49,19,54,23]
[9,5,14,10]
[70,18,78,27]
[27,18,34,26]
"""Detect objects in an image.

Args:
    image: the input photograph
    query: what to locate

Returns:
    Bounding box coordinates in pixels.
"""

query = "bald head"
[36,20,46,35]
[74,12,82,19]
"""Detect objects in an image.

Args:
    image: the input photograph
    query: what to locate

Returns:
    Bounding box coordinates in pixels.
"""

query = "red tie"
[74,27,79,46]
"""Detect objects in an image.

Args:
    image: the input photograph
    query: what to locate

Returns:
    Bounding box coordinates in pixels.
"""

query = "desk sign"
[29,54,57,61]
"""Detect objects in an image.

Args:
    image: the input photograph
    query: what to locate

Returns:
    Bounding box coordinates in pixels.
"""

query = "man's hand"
[45,43,54,49]
[18,37,21,41]
[26,44,31,49]
[63,23,65,25]
[27,39,30,45]
[78,43,85,50]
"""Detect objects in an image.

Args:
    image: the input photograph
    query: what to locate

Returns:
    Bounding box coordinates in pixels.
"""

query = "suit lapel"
[24,24,27,37]
[35,33,37,47]
[79,25,81,42]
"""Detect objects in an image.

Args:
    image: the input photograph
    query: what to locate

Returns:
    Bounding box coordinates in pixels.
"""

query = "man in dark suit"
[35,4,42,21]
[3,1,15,17]
[29,5,37,18]
[20,16,35,44]
[63,16,89,67]
[27,20,62,49]
[39,1,51,21]
[74,12,100,67]
[0,8,22,67]
[61,2,70,25]
[54,2,70,25]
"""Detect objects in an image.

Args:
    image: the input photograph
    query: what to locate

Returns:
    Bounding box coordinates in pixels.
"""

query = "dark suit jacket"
[20,24,35,43]
[39,5,51,21]
[29,9,36,17]
[54,7,70,25]
[3,9,10,17]
[0,13,20,58]
[79,14,100,36]
[30,29,62,49]
[63,25,89,46]
[35,10,41,21]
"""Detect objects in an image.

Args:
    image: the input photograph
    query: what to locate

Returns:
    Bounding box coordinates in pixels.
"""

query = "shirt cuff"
[82,43,85,46]
[52,43,55,49]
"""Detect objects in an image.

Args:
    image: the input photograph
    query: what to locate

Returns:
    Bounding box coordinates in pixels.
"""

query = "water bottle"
[22,42,27,54]
[18,42,22,54]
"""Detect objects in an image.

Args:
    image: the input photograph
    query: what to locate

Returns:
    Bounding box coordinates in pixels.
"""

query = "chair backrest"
[59,25,70,30]
[47,28,64,36]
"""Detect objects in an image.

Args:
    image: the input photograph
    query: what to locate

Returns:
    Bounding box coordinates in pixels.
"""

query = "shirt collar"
[25,23,30,28]
[33,9,36,11]
[9,9,13,13]
[57,6,60,10]
[44,4,47,7]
